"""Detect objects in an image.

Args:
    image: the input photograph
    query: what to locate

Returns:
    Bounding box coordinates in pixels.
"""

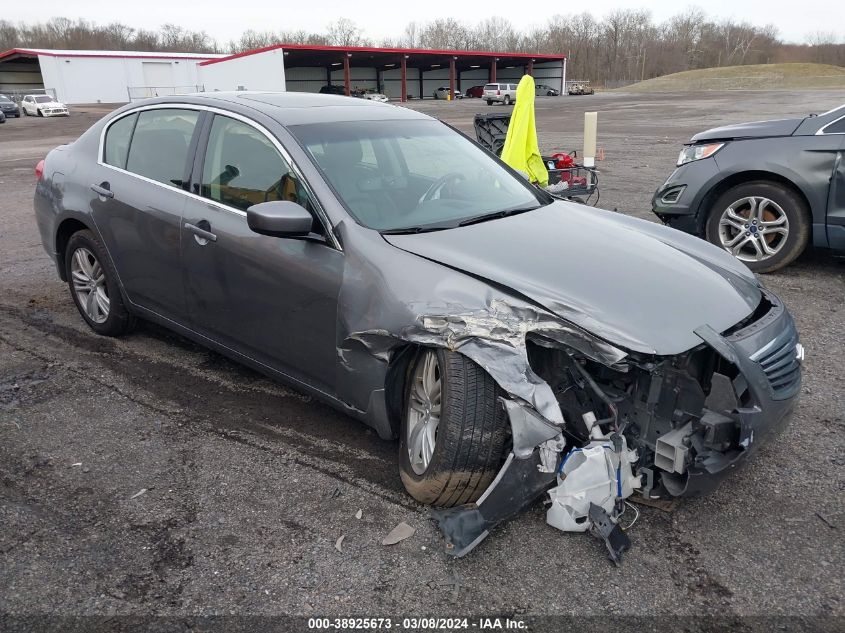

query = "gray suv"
[653,104,845,272]
[483,83,517,106]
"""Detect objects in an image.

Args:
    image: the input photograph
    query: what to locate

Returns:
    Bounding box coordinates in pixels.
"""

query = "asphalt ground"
[0,91,843,629]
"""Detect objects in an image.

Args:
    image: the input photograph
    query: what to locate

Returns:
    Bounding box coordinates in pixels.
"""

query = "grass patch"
[619,63,845,92]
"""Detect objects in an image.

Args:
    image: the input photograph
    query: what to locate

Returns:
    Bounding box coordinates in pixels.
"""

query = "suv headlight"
[677,142,724,166]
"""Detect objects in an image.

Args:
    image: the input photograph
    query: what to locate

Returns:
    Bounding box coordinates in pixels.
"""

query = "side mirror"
[247,200,313,237]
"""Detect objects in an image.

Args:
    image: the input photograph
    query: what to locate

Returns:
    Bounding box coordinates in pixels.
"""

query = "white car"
[433,87,462,100]
[361,93,389,103]
[21,95,69,117]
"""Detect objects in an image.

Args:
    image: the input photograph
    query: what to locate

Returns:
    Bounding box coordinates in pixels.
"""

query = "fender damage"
[334,213,802,563]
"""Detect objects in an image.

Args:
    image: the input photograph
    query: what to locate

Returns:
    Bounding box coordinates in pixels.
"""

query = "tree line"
[1,12,843,84]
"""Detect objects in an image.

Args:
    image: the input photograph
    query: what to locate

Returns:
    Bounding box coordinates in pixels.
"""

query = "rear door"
[181,112,343,394]
[90,106,202,320]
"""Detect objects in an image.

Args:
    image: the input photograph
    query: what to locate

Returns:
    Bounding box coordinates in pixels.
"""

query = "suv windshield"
[289,119,546,231]
[0,95,11,102]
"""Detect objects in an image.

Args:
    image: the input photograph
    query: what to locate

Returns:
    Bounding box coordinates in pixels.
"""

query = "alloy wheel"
[70,247,110,323]
[406,350,442,475]
[717,196,789,262]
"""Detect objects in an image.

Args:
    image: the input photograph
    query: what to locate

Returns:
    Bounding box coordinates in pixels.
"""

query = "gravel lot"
[0,91,843,626]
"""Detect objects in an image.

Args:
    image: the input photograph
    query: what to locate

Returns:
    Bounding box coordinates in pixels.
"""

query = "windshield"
[34,96,53,103]
[0,95,11,103]
[289,119,546,231]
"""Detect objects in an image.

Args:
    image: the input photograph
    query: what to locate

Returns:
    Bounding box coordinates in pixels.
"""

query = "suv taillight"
[497,89,501,95]
[35,159,45,181]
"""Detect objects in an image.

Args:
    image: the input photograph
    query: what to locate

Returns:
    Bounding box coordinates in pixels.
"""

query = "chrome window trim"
[815,113,845,136]
[97,102,341,250]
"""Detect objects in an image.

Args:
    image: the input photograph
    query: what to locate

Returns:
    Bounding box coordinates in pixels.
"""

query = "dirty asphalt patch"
[0,94,843,621]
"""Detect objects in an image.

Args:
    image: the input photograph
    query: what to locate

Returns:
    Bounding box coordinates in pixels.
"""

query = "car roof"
[133,91,431,127]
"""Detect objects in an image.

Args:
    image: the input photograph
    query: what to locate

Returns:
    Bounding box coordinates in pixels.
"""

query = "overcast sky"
[4,0,841,45]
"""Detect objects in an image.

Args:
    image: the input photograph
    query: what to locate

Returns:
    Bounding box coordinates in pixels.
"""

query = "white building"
[0,48,225,104]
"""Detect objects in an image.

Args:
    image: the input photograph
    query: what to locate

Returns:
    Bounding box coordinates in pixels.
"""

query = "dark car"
[653,104,845,272]
[465,85,485,98]
[34,92,802,555]
[319,84,345,95]
[0,94,19,118]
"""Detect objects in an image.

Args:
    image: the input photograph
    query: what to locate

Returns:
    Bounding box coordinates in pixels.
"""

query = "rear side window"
[484,84,496,91]
[201,115,313,213]
[103,113,138,169]
[824,117,845,134]
[125,108,199,188]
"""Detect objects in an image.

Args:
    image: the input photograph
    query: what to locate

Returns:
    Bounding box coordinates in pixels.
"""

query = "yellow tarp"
[500,75,548,187]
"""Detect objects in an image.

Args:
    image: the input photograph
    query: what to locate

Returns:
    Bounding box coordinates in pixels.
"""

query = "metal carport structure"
[200,44,566,101]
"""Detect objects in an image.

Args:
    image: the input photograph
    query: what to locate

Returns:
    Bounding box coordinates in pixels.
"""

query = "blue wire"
[555,444,624,500]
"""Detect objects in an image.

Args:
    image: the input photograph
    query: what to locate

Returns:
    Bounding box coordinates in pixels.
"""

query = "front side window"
[125,108,199,188]
[103,113,138,169]
[201,115,312,213]
[289,119,546,231]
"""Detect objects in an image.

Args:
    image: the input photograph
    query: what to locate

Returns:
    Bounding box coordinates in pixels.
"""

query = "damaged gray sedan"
[34,93,802,560]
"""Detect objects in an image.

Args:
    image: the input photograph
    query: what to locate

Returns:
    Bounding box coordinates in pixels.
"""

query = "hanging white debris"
[546,437,641,533]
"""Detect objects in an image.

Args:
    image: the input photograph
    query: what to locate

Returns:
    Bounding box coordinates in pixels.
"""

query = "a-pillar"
[343,53,351,96]
[400,56,407,102]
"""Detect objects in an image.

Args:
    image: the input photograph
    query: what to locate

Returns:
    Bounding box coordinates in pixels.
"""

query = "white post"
[561,57,567,95]
[583,111,597,167]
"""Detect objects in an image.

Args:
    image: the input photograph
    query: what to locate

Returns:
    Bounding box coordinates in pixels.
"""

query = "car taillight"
[35,159,45,181]
[497,89,501,95]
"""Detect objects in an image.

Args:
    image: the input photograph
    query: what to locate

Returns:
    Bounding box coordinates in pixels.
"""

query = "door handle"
[90,182,114,199]
[184,222,217,243]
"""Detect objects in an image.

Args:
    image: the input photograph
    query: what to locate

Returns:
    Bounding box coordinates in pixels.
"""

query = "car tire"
[15,113,20,118]
[22,108,28,116]
[503,95,511,105]
[399,348,509,507]
[547,91,554,96]
[37,109,42,117]
[486,99,493,105]
[705,181,810,273]
[64,230,135,336]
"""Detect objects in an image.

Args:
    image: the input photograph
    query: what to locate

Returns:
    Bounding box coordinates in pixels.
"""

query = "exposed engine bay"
[432,297,801,564]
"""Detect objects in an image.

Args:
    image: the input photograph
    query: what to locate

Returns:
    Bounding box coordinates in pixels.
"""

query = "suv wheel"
[503,95,511,106]
[486,99,493,105]
[65,230,135,336]
[705,181,810,273]
[399,348,509,507]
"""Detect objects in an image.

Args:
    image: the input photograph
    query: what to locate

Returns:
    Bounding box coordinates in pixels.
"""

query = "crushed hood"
[383,202,761,356]
[691,117,804,142]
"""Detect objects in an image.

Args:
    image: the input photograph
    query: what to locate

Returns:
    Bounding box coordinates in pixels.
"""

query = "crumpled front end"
[431,289,801,562]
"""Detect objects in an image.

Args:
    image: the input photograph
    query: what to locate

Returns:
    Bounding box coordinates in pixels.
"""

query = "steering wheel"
[420,172,466,203]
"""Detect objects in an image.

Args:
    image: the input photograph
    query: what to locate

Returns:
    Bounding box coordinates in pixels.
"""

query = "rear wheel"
[503,95,511,105]
[399,348,509,507]
[486,99,493,105]
[64,230,135,336]
[705,181,810,273]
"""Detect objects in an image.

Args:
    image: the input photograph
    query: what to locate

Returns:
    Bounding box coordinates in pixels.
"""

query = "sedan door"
[181,113,343,395]
[89,107,202,321]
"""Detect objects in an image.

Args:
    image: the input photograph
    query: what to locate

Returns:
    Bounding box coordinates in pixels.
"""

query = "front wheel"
[705,181,810,273]
[399,348,509,507]
[65,230,135,336]
[37,109,42,117]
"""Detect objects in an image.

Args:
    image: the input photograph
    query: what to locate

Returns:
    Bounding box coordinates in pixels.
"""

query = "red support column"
[400,56,407,102]
[526,60,534,76]
[449,58,456,102]
[490,59,497,83]
[343,54,351,96]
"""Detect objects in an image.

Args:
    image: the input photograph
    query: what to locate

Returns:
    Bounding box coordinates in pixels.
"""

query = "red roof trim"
[0,48,220,62]
[199,43,564,66]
